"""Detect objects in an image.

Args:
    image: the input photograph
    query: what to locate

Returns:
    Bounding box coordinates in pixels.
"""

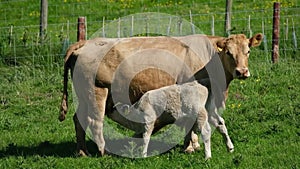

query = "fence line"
[0,2,299,67]
[1,15,298,60]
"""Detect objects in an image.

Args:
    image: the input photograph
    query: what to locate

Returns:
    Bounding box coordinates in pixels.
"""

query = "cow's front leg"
[89,87,108,156]
[217,115,234,152]
[209,113,234,152]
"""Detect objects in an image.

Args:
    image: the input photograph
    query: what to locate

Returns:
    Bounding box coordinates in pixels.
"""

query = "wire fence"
[0,0,299,68]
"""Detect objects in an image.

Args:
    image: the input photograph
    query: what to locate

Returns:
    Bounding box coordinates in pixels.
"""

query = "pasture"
[0,0,300,168]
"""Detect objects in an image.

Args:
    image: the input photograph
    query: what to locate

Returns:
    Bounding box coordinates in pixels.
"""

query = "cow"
[59,33,263,156]
[114,81,211,159]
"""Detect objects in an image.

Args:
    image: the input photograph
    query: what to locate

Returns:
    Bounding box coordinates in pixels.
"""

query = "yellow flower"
[230,104,235,109]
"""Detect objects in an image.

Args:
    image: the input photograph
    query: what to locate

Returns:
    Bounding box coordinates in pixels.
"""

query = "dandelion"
[230,104,236,109]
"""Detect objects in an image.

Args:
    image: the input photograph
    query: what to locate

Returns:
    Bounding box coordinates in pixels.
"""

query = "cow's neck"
[193,53,234,101]
[224,67,234,88]
[223,70,234,100]
[219,53,234,100]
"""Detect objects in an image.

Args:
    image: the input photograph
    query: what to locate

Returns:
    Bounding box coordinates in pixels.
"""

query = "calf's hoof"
[184,145,194,154]
[192,142,201,151]
[77,150,91,157]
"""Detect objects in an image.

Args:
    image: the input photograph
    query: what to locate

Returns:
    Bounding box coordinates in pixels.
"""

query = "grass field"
[1,0,300,168]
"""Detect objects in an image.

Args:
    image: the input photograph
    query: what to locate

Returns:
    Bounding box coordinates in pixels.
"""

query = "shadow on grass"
[0,138,184,158]
[0,140,99,158]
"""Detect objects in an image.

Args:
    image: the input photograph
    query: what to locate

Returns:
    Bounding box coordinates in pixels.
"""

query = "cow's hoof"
[58,114,65,122]
[205,156,211,161]
[228,148,234,153]
[99,149,105,157]
[184,146,194,154]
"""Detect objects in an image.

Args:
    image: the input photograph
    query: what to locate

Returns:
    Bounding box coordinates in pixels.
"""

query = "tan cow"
[59,33,263,156]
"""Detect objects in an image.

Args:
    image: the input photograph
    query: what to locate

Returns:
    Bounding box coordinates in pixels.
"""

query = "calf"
[115,81,211,159]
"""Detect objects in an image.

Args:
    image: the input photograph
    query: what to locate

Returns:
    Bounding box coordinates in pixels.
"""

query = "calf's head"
[216,33,263,80]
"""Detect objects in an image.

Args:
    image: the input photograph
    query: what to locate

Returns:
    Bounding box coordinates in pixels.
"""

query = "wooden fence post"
[225,0,232,36]
[77,17,86,41]
[102,16,106,37]
[189,10,195,34]
[272,2,280,63]
[211,15,215,36]
[292,18,297,53]
[40,0,48,42]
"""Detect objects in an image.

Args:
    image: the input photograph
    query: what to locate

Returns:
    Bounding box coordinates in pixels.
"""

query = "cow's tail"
[59,40,86,122]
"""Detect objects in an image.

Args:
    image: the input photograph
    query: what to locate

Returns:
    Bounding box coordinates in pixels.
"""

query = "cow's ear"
[249,33,263,47]
[216,39,226,52]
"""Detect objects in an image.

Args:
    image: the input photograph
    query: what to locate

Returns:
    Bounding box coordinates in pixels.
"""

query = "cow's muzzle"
[235,68,250,79]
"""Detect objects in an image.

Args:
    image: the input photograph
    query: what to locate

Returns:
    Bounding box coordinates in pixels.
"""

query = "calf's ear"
[249,33,263,47]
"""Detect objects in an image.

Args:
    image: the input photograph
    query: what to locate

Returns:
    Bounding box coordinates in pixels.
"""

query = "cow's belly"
[129,68,176,103]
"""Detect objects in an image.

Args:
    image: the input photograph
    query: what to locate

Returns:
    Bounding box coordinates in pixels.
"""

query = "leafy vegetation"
[0,0,300,168]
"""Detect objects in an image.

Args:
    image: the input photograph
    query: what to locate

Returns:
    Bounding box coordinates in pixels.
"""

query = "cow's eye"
[247,51,250,54]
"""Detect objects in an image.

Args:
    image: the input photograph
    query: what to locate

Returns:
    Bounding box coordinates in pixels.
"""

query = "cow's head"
[216,33,263,80]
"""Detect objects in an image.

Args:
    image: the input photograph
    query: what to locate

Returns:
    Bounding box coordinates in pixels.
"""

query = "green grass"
[0,48,299,169]
[0,0,300,168]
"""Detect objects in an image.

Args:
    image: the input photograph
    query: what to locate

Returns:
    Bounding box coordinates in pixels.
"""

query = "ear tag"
[253,39,258,45]
[217,47,223,52]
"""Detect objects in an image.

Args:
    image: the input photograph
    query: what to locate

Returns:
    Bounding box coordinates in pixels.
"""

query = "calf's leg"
[184,127,194,153]
[191,131,200,151]
[196,107,211,159]
[200,120,211,160]
[142,124,154,157]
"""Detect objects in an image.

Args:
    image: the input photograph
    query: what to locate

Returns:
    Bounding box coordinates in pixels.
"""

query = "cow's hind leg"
[73,104,90,156]
[88,87,108,156]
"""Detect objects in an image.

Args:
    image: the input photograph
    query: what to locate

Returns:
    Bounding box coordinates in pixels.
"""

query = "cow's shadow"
[0,140,90,158]
[0,138,185,158]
